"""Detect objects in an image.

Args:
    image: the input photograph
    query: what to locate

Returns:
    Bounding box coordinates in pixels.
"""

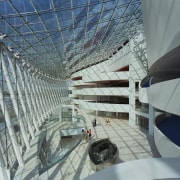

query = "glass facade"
[0,0,143,178]
[0,0,143,79]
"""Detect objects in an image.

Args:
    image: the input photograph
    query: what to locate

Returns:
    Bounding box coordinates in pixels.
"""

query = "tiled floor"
[40,110,160,180]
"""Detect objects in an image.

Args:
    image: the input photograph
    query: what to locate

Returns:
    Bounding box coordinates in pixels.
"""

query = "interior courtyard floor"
[39,110,160,180]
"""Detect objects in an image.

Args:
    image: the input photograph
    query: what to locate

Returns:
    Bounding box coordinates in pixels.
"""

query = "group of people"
[81,128,92,142]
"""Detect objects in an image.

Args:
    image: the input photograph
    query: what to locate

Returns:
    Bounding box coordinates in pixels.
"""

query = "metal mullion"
[28,74,44,126]
[16,64,39,132]
[52,84,57,109]
[87,1,120,64]
[47,82,54,112]
[47,82,54,113]
[77,0,90,66]
[1,0,114,19]
[70,0,77,64]
[7,1,52,62]
[2,12,40,56]
[50,0,67,61]
[50,84,56,111]
[71,0,133,71]
[24,71,42,127]
[19,30,60,57]
[32,76,46,120]
[39,80,50,117]
[0,46,24,167]
[49,0,67,65]
[29,0,60,74]
[49,83,55,109]
[99,0,140,55]
[68,2,106,71]
[7,53,35,139]
[1,51,30,151]
[36,78,48,118]
[2,18,33,52]
[42,81,51,115]
[55,85,61,106]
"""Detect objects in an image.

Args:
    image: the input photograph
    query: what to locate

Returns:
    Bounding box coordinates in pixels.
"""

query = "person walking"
[88,129,92,140]
[81,129,86,142]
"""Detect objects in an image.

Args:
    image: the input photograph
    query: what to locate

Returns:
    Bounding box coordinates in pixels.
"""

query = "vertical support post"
[7,55,35,139]
[24,72,42,127]
[129,76,136,125]
[30,76,44,124]
[0,142,10,180]
[16,65,39,132]
[34,77,47,119]
[1,52,30,150]
[0,44,24,166]
[149,104,154,136]
[0,87,24,166]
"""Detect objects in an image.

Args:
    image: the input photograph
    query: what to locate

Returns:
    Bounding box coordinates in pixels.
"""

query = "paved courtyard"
[40,110,160,180]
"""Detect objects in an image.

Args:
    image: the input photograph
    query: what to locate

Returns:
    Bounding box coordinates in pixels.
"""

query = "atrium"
[0,0,180,180]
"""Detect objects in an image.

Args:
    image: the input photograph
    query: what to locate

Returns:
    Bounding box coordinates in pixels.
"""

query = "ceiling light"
[0,34,7,40]
[7,46,12,52]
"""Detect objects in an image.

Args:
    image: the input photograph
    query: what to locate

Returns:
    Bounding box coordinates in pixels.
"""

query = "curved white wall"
[139,87,148,103]
[154,126,180,157]
[148,78,180,116]
[142,0,180,68]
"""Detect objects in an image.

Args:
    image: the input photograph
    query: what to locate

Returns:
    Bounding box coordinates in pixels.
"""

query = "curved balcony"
[154,114,180,157]
[72,99,129,112]
[83,72,129,83]
[148,78,180,116]
[73,87,129,96]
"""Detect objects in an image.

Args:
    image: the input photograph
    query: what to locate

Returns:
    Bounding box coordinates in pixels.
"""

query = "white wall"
[154,126,180,157]
[142,0,180,68]
[148,78,180,116]
[139,87,148,103]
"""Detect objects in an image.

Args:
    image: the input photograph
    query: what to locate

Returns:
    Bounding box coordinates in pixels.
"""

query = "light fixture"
[14,52,20,59]
[0,34,7,40]
[7,46,12,52]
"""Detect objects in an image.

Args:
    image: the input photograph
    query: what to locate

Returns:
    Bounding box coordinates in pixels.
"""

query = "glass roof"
[0,0,143,80]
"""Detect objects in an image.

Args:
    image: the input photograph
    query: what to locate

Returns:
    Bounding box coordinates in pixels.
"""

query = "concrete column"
[129,76,136,125]
[1,54,30,150]
[149,104,154,136]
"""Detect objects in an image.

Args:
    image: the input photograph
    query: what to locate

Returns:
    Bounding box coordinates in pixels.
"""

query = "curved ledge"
[85,158,180,180]
[149,45,180,79]
[141,46,180,87]
[154,114,180,157]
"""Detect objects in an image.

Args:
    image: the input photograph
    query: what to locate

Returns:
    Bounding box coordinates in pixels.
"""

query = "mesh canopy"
[0,0,143,79]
